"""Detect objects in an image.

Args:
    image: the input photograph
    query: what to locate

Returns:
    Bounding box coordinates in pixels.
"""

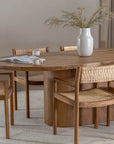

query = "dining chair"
[60,46,77,51]
[53,65,114,144]
[0,73,14,138]
[12,47,49,118]
[60,44,102,93]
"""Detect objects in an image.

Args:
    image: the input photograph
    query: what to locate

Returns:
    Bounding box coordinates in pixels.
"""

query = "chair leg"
[25,72,30,118]
[53,98,57,135]
[107,106,110,126]
[94,107,98,129]
[13,71,18,110]
[4,97,9,139]
[10,92,14,125]
[74,106,79,144]
[14,80,17,110]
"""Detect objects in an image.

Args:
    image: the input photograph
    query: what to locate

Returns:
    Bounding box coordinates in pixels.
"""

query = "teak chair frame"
[53,65,114,144]
[12,47,49,118]
[0,73,14,138]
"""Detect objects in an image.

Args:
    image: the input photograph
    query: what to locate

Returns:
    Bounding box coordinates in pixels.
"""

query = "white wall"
[0,0,100,57]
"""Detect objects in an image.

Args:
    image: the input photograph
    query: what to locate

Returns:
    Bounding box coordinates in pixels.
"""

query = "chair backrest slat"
[12,47,49,56]
[60,46,77,51]
[80,65,114,83]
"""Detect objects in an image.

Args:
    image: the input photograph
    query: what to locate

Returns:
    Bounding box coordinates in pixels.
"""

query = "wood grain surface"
[0,48,113,71]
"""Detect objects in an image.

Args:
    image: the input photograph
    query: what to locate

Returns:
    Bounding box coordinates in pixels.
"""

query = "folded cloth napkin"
[0,55,45,64]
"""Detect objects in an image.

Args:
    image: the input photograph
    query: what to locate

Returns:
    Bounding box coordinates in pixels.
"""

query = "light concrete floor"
[0,90,114,144]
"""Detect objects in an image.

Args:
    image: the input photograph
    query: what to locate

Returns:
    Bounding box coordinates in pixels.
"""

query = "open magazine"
[0,55,45,64]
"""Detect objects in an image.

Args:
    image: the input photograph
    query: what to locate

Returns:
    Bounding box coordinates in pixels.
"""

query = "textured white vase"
[77,28,93,57]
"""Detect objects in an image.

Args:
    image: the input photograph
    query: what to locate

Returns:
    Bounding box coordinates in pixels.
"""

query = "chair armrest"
[54,78,75,88]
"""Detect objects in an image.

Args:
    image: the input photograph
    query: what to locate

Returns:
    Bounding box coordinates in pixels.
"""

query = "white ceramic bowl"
[32,50,40,56]
[32,59,43,65]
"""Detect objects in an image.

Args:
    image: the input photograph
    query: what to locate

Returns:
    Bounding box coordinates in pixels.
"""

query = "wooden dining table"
[0,48,114,127]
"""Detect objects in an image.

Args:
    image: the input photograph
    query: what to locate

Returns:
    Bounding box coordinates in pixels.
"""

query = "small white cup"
[32,59,43,65]
[32,50,40,56]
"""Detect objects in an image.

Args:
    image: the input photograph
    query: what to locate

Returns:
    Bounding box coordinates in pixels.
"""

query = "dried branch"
[45,6,114,28]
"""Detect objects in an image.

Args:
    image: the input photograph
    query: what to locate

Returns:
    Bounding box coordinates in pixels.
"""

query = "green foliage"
[45,6,114,28]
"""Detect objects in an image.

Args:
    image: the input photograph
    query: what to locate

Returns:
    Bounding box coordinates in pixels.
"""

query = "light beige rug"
[0,90,114,144]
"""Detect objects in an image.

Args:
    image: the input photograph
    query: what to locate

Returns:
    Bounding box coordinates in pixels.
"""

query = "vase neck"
[80,28,91,35]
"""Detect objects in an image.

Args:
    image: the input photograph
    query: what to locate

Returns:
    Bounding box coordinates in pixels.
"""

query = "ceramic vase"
[77,28,93,57]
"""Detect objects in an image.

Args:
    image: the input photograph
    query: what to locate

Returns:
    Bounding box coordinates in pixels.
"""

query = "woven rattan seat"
[29,74,44,81]
[59,88,114,108]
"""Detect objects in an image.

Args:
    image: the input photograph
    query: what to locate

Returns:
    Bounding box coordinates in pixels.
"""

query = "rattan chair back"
[60,46,77,51]
[12,47,49,56]
[80,65,114,84]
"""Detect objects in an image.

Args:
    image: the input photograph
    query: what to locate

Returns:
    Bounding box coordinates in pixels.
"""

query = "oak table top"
[0,48,114,71]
